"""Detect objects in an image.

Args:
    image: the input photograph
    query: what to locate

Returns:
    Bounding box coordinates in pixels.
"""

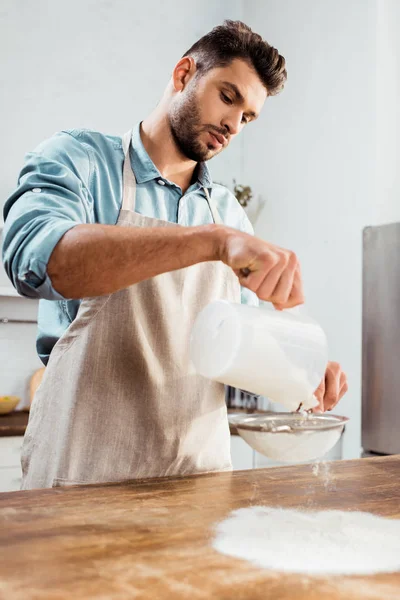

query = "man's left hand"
[313,361,348,413]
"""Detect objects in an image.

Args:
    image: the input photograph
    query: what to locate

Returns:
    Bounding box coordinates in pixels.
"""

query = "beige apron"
[21,129,241,489]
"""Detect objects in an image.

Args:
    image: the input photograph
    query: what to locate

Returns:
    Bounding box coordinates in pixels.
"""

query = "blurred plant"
[214,179,265,225]
[233,179,253,208]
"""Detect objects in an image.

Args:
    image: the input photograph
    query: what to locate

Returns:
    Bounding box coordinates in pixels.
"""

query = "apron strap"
[121,128,223,225]
[121,130,137,212]
[203,187,223,225]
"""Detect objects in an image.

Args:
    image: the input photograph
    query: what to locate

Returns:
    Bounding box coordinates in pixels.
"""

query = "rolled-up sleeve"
[2,132,93,300]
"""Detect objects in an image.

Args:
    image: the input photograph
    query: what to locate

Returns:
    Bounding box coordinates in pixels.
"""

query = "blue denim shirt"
[2,123,258,364]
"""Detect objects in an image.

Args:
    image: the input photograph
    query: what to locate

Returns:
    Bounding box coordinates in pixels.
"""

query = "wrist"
[194,224,228,263]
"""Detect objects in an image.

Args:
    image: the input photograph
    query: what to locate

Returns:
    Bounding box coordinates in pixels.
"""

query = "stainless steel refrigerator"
[362,222,400,454]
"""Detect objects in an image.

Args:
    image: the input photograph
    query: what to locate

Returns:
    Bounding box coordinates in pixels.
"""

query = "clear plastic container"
[189,301,328,412]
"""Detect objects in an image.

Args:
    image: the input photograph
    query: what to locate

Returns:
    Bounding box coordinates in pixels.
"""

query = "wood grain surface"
[1,455,400,599]
[0,411,28,437]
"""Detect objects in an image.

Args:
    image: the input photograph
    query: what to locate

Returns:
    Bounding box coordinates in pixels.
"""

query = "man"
[3,21,347,489]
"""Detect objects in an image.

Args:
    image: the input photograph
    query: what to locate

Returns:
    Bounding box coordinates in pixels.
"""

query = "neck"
[140,107,198,194]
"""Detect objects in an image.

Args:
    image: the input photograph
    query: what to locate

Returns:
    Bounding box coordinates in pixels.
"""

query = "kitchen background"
[1,0,400,462]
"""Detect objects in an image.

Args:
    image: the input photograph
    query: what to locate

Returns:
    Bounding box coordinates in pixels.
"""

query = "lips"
[209,131,227,148]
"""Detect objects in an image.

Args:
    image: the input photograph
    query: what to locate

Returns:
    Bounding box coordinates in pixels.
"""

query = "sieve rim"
[235,413,349,434]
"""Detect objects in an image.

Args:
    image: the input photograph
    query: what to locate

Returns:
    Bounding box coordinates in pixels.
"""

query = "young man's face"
[168,58,267,162]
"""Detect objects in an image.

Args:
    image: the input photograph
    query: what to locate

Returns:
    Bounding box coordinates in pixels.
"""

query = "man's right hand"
[217,227,304,309]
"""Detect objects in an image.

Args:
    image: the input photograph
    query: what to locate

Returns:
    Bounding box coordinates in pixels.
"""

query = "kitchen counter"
[0,408,264,437]
[0,410,29,437]
[1,456,400,599]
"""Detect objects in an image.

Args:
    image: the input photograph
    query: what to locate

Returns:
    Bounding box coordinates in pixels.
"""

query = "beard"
[168,84,225,162]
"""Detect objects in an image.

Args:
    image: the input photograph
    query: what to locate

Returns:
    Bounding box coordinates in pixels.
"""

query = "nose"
[221,111,243,137]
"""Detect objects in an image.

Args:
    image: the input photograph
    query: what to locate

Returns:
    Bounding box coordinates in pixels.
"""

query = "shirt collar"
[196,161,213,189]
[129,123,213,190]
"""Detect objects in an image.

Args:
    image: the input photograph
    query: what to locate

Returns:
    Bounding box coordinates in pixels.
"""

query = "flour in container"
[213,506,400,575]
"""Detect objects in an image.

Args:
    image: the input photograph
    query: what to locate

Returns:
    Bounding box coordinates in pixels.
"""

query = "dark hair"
[182,20,287,96]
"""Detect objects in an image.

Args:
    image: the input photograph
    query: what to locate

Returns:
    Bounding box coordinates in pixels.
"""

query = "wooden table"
[1,456,400,599]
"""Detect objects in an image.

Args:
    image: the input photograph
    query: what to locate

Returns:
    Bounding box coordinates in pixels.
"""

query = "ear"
[172,56,197,92]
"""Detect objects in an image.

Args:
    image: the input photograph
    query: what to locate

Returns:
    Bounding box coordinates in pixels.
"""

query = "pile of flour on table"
[213,506,400,575]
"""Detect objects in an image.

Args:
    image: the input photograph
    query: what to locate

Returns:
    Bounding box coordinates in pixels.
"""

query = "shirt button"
[32,188,42,193]
[157,179,166,186]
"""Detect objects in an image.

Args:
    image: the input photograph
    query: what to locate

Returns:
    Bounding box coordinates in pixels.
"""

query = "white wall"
[0,296,41,410]
[0,0,241,405]
[0,0,242,205]
[376,0,400,225]
[240,0,400,459]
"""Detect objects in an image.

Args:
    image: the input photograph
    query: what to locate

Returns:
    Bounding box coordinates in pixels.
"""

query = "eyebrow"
[221,81,259,119]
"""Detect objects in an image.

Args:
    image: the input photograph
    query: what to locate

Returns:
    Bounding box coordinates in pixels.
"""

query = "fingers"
[314,362,348,413]
[256,255,291,302]
[313,377,325,413]
[239,250,304,309]
[323,363,340,411]
[223,230,305,309]
[237,250,279,292]
[268,252,298,308]
[273,263,304,310]
[337,371,348,405]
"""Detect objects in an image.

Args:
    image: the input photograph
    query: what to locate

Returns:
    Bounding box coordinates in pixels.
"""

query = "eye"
[220,92,233,105]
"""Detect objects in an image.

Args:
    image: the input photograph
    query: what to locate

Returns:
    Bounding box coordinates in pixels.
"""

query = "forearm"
[47,223,225,299]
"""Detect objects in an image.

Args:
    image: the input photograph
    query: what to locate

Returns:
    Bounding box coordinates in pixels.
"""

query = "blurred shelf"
[0,410,29,437]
